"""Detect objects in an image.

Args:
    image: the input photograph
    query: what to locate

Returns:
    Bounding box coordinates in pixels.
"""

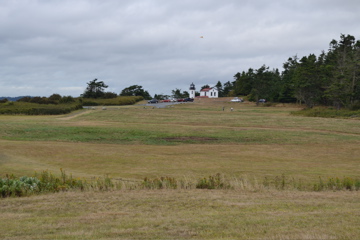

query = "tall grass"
[291,107,360,119]
[2,171,359,198]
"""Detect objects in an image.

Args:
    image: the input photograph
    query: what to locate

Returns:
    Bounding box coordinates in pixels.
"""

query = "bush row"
[2,171,360,198]
[0,102,83,115]
[81,96,144,106]
[0,96,143,115]
[17,95,75,104]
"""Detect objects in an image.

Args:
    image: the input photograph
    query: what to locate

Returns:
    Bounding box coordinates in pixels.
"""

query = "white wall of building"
[200,88,218,98]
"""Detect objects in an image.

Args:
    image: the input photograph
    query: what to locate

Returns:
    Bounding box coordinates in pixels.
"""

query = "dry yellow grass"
[1,140,359,182]
[1,99,360,239]
[1,189,359,239]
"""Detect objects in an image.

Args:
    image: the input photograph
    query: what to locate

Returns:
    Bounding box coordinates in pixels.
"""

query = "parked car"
[259,99,266,103]
[162,99,171,102]
[177,99,184,102]
[148,98,158,104]
[230,97,243,102]
[184,98,194,102]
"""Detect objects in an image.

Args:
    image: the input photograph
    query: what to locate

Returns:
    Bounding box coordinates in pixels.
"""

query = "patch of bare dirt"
[57,110,92,120]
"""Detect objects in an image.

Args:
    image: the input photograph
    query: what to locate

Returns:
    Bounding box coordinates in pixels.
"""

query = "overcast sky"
[1,0,359,97]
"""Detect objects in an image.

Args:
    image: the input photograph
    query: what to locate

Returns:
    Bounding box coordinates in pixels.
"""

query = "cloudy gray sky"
[1,0,359,97]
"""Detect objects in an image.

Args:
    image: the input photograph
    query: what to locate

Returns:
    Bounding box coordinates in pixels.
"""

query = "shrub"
[81,96,143,106]
[196,173,231,189]
[0,102,82,115]
[59,96,75,103]
[2,171,360,199]
[142,176,178,189]
[0,175,41,197]
[349,102,360,111]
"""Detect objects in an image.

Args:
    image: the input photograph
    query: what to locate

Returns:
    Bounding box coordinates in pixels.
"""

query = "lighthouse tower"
[189,83,196,98]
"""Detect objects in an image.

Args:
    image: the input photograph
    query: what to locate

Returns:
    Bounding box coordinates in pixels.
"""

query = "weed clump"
[0,175,41,197]
[142,176,178,189]
[196,173,231,189]
[313,177,360,191]
[2,171,360,198]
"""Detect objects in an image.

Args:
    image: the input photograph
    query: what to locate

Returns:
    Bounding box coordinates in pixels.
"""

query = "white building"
[200,86,218,98]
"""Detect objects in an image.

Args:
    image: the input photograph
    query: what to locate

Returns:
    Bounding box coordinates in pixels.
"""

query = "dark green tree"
[81,79,108,98]
[171,88,189,98]
[215,81,224,97]
[48,94,62,102]
[280,56,299,103]
[222,81,233,97]
[154,94,170,100]
[59,96,75,103]
[233,69,255,96]
[292,54,324,108]
[245,65,281,104]
[120,85,151,99]
[200,84,210,90]
[325,34,360,109]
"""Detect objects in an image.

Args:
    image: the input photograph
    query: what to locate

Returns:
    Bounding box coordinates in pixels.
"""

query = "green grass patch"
[3,121,357,145]
[291,107,360,119]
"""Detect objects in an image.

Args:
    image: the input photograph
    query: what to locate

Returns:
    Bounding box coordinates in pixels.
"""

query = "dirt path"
[57,109,93,120]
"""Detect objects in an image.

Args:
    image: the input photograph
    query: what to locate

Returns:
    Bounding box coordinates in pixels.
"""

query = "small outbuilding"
[200,87,219,98]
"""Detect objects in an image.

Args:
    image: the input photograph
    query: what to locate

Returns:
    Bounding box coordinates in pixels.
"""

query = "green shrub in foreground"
[196,173,231,189]
[142,176,178,189]
[1,171,360,198]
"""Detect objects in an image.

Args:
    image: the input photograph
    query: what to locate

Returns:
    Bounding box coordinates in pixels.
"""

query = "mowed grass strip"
[1,106,359,145]
[1,140,359,182]
[1,189,359,239]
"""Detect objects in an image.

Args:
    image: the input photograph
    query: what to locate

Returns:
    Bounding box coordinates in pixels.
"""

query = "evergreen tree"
[222,81,233,97]
[325,34,360,109]
[81,79,108,98]
[215,81,224,97]
[292,54,324,108]
[171,88,189,98]
[120,85,151,99]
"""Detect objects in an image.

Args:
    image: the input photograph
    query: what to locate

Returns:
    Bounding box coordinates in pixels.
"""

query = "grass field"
[1,98,359,239]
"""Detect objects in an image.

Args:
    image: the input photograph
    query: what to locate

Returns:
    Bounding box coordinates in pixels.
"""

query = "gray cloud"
[1,0,359,97]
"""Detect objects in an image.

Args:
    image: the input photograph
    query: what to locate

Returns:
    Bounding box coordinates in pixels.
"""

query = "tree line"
[81,79,152,100]
[221,34,360,109]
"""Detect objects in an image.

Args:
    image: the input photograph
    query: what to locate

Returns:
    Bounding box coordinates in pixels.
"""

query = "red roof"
[200,88,212,92]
